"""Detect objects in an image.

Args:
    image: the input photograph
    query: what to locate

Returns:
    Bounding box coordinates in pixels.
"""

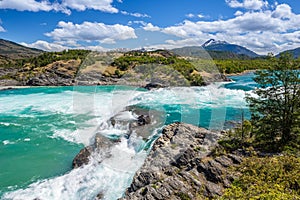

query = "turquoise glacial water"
[0,73,254,199]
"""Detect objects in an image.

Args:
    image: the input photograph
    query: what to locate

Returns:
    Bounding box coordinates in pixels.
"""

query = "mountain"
[0,38,43,60]
[277,47,300,58]
[171,46,253,60]
[202,39,228,47]
[202,39,259,58]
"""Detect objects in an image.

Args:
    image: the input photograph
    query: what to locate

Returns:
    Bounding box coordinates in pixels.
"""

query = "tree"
[246,53,300,144]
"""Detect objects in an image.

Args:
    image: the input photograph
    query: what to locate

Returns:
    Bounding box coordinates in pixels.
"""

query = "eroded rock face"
[120,122,243,200]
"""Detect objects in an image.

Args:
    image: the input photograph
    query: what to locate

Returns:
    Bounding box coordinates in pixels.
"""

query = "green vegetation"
[177,192,191,200]
[246,53,300,149]
[111,50,204,86]
[216,53,300,199]
[216,54,299,153]
[0,49,90,69]
[215,58,272,74]
[221,155,300,200]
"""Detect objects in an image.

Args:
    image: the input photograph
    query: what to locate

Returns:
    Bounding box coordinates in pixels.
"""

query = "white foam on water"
[0,122,10,126]
[133,84,250,109]
[2,137,147,200]
[2,140,15,145]
[1,84,252,199]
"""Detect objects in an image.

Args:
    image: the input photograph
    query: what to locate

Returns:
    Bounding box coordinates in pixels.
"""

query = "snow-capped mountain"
[202,39,228,47]
[202,39,259,58]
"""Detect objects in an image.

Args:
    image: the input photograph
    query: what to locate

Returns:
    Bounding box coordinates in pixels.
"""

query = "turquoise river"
[0,73,256,200]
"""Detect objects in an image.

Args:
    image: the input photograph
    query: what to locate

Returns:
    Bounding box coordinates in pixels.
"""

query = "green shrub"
[220,155,300,200]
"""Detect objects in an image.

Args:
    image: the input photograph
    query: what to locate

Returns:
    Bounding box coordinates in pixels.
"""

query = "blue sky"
[0,0,299,54]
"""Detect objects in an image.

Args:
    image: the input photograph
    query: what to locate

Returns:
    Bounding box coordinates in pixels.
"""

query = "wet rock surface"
[120,122,243,200]
[72,134,117,168]
[72,106,164,169]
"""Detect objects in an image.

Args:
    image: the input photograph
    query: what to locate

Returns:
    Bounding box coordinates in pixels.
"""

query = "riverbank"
[0,85,32,91]
[225,69,256,76]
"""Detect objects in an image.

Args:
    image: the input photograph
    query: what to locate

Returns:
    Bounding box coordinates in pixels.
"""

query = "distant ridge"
[277,47,300,58]
[0,38,43,60]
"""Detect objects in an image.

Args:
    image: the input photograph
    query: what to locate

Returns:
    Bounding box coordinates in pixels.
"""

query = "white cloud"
[234,10,243,16]
[0,0,117,14]
[21,40,67,51]
[0,0,52,11]
[0,0,70,14]
[0,26,5,32]
[0,18,5,32]
[129,21,147,26]
[21,40,108,52]
[158,2,300,54]
[271,4,292,19]
[226,0,268,10]
[121,11,150,18]
[143,23,160,32]
[198,14,204,18]
[186,13,195,18]
[45,21,137,44]
[186,13,205,19]
[63,0,117,13]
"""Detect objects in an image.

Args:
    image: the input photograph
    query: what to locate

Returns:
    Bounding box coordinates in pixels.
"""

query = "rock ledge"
[120,122,242,200]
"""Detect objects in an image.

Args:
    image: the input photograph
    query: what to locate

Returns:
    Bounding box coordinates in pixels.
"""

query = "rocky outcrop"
[73,106,163,168]
[25,60,80,86]
[143,83,164,90]
[120,122,243,200]
[72,134,117,168]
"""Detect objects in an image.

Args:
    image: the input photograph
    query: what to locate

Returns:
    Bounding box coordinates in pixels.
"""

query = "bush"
[221,155,300,200]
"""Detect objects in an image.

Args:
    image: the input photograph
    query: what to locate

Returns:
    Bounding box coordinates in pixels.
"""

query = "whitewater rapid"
[1,83,251,200]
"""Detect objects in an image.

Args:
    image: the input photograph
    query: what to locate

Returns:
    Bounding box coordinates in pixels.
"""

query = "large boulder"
[72,106,163,169]
[120,122,243,200]
[72,133,117,168]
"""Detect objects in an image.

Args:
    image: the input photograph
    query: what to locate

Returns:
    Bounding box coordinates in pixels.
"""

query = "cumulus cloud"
[226,0,268,10]
[271,4,292,19]
[21,40,67,51]
[62,0,117,13]
[0,0,155,17]
[0,0,71,14]
[0,0,117,14]
[143,23,161,32]
[21,40,107,52]
[45,21,137,44]
[159,2,300,54]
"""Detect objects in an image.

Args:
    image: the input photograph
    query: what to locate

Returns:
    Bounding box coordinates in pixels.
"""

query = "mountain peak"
[202,39,228,47]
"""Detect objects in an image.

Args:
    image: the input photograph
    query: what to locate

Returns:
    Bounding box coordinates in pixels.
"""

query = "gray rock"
[120,122,243,199]
[73,106,163,169]
[72,134,117,168]
[72,146,93,168]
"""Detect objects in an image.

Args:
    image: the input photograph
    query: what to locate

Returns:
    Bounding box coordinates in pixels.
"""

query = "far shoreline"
[225,69,256,77]
[0,71,254,91]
